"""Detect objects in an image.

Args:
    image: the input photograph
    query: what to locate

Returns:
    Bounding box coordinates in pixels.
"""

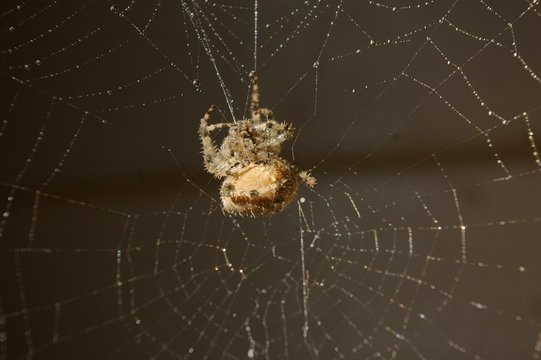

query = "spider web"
[1,0,541,359]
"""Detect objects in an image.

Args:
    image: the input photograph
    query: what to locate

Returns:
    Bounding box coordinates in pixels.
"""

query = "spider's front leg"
[199,105,232,178]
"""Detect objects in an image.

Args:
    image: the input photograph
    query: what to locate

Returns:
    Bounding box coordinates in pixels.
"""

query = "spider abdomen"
[220,159,299,216]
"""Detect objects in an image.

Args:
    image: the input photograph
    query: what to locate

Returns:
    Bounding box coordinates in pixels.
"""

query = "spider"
[199,74,316,216]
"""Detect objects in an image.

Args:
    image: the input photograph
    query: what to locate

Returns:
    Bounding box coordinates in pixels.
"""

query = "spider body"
[199,75,315,216]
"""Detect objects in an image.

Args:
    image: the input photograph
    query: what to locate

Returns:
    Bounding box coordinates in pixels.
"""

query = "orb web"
[1,0,541,359]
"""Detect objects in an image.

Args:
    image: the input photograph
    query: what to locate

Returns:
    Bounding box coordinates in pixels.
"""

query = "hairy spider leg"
[199,105,234,176]
[200,106,250,177]
[259,107,273,120]
[298,170,317,187]
[248,75,274,123]
[250,73,260,122]
[261,121,294,152]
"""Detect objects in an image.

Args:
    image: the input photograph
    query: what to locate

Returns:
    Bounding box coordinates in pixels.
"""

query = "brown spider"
[199,74,316,216]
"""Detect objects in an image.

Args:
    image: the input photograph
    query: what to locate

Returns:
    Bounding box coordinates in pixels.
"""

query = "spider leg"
[259,107,274,120]
[201,106,237,132]
[199,105,226,177]
[205,122,235,132]
[265,121,294,147]
[199,105,215,129]
[250,73,260,122]
[299,170,317,187]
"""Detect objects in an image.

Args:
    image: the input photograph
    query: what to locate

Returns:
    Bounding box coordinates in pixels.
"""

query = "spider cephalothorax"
[199,74,315,216]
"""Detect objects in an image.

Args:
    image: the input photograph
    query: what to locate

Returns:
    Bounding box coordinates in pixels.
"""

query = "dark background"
[1,0,541,359]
